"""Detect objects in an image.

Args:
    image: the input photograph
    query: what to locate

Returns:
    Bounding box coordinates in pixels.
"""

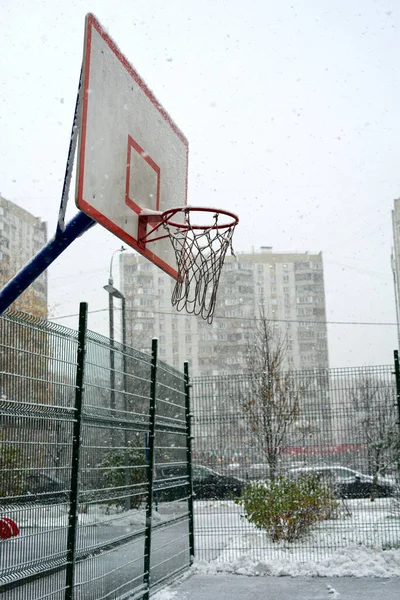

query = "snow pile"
[191,545,400,578]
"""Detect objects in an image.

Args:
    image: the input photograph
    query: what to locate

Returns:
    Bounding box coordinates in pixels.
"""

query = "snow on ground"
[5,500,185,529]
[151,546,400,600]
[5,498,400,585]
[194,498,400,562]
[191,544,400,577]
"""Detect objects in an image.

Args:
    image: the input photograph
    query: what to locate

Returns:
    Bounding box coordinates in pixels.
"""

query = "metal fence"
[0,305,193,599]
[191,363,400,561]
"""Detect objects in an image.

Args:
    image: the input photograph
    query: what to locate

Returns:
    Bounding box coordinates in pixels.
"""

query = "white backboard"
[76,13,188,279]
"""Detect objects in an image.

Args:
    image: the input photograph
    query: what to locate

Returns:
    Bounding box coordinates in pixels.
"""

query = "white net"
[163,210,237,323]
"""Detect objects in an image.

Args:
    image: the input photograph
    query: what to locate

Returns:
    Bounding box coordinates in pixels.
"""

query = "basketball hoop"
[138,207,238,323]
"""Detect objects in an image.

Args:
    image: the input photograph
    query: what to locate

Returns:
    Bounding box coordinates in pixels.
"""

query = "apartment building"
[120,246,329,376]
[0,195,48,317]
[392,198,400,348]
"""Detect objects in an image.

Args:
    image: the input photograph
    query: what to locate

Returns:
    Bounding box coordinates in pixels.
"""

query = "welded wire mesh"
[0,310,192,599]
[0,311,78,599]
[150,360,191,587]
[191,366,400,562]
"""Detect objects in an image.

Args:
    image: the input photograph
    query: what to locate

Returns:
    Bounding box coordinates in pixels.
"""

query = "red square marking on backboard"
[125,135,161,216]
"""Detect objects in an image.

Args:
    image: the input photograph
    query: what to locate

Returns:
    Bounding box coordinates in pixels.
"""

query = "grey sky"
[1,0,399,367]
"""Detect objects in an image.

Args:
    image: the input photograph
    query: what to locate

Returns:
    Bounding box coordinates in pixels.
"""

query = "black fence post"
[143,338,158,599]
[184,361,195,562]
[65,303,88,600]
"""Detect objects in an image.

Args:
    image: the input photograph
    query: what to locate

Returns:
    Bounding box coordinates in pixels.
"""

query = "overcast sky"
[1,0,399,368]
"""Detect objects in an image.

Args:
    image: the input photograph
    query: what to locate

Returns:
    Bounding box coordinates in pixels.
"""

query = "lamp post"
[104,248,130,510]
[104,246,126,426]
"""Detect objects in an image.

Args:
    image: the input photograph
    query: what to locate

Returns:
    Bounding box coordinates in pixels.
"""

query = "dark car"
[289,465,396,499]
[155,464,244,501]
[0,472,68,505]
[22,473,68,503]
[192,465,244,500]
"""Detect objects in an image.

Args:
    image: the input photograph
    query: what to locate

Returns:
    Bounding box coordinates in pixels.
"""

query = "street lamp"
[103,284,126,348]
[104,246,126,421]
[104,248,130,510]
[104,245,126,343]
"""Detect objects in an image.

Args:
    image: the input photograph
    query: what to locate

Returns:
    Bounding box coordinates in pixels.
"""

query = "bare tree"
[349,375,400,499]
[240,309,306,479]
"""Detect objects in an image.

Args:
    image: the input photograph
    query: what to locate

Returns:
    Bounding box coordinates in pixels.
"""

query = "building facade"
[120,246,329,376]
[0,195,48,317]
[391,198,400,350]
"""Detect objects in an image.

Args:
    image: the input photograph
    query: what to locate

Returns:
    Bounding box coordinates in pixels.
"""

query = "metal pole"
[121,295,127,350]
[143,338,158,599]
[0,212,95,314]
[121,295,131,511]
[108,291,116,448]
[184,361,195,562]
[65,302,88,600]
[104,248,125,446]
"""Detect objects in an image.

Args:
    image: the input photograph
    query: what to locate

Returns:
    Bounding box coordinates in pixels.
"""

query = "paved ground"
[162,573,400,600]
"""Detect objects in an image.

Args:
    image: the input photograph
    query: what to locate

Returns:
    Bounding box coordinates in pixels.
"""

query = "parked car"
[289,465,396,499]
[246,463,271,480]
[22,472,68,503]
[155,464,244,501]
[0,472,68,504]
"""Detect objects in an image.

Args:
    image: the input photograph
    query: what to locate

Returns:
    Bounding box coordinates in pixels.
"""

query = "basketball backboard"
[76,13,188,279]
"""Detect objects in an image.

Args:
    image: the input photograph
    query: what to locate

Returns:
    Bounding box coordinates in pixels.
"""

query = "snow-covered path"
[154,573,400,600]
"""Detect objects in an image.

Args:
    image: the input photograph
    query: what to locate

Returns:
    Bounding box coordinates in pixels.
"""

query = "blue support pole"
[0,211,95,314]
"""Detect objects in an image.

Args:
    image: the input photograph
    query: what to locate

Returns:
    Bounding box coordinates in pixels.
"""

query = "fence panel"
[0,310,192,599]
[191,365,400,562]
[0,312,79,599]
[150,356,192,591]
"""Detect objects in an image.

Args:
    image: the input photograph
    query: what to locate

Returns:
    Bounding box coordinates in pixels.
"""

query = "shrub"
[100,442,147,510]
[0,442,25,501]
[234,474,340,542]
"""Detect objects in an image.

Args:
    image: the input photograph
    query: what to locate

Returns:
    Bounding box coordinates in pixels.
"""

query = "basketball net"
[163,210,237,324]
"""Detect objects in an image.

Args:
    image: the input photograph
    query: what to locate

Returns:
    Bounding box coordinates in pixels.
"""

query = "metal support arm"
[0,211,95,314]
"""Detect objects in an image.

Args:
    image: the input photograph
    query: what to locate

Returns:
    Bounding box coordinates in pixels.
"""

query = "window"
[297,296,313,304]
[297,307,313,316]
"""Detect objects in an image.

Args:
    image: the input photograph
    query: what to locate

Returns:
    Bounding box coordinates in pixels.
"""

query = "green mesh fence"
[0,309,192,599]
[191,366,400,562]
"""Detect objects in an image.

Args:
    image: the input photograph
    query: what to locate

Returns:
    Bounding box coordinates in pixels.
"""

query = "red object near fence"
[0,517,20,539]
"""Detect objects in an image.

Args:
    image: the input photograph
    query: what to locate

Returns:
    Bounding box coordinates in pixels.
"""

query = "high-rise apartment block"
[120,246,329,376]
[392,199,400,349]
[0,195,48,317]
